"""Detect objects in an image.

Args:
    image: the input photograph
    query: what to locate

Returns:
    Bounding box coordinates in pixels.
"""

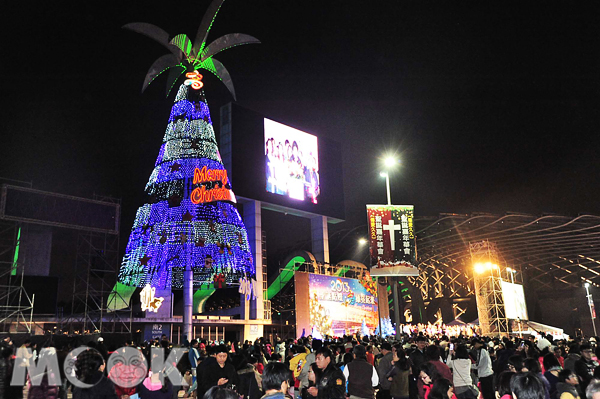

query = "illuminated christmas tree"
[119,0,260,337]
[309,293,333,337]
[360,319,370,336]
[117,84,255,289]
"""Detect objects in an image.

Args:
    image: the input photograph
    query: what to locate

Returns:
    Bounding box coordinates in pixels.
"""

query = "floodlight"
[474,263,486,274]
[358,238,367,245]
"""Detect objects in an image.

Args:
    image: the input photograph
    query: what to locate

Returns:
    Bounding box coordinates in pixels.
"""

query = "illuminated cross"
[383,219,401,250]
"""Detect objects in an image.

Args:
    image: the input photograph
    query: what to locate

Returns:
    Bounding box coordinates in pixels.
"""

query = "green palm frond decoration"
[123,0,260,100]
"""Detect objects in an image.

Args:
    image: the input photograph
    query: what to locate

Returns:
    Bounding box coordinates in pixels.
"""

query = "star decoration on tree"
[140,255,152,266]
[189,138,201,150]
[182,211,193,222]
[170,162,182,172]
[168,193,183,208]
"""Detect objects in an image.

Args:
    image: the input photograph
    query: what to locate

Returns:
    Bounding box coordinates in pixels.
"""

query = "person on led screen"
[264,135,320,203]
[266,138,276,193]
[304,154,319,204]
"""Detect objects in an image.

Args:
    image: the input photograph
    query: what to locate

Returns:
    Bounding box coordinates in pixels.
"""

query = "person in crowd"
[72,349,118,399]
[575,344,599,392]
[107,346,145,399]
[419,362,442,399]
[27,347,60,399]
[495,371,516,399]
[289,345,308,393]
[472,338,494,399]
[341,352,353,371]
[447,345,476,399]
[543,353,563,399]
[556,369,581,399]
[342,344,379,399]
[425,345,452,382]
[388,347,411,399]
[307,348,345,399]
[410,337,428,372]
[299,339,320,394]
[564,345,581,374]
[494,340,516,375]
[524,357,551,399]
[411,336,429,399]
[261,361,292,399]
[203,386,243,399]
[199,345,239,397]
[427,378,454,399]
[303,363,321,399]
[234,354,262,399]
[555,347,565,369]
[510,372,546,399]
[189,339,201,384]
[366,346,375,366]
[0,344,13,399]
[508,355,527,373]
[585,379,600,399]
[377,343,395,399]
[137,367,173,399]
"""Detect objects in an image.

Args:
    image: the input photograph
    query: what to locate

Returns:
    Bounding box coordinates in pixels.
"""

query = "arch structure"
[406,213,600,330]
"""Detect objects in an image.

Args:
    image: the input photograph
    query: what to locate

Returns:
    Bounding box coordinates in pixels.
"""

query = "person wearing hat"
[471,339,494,399]
[343,344,379,399]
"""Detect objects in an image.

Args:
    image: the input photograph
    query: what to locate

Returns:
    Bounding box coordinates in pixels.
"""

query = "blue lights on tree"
[118,84,254,290]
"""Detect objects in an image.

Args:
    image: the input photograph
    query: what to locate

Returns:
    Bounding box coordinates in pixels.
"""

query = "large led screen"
[308,273,379,337]
[221,103,345,221]
[501,280,528,320]
[264,119,320,204]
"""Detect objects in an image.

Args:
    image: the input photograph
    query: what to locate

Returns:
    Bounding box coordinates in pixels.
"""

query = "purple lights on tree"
[118,84,254,290]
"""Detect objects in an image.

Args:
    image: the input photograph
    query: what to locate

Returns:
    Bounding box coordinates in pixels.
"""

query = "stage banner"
[367,205,419,276]
[308,273,379,337]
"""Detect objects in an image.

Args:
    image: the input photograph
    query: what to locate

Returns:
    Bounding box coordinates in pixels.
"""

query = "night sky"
[2,1,599,270]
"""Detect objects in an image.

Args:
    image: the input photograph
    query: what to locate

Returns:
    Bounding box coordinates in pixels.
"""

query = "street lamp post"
[585,283,597,336]
[380,172,391,206]
[380,156,400,335]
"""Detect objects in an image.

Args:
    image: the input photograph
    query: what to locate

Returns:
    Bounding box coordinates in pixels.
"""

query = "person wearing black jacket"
[72,349,118,399]
[307,348,345,399]
[198,345,239,397]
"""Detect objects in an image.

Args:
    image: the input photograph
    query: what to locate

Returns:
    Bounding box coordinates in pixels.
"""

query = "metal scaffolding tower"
[0,219,34,333]
[470,240,509,336]
[1,182,130,334]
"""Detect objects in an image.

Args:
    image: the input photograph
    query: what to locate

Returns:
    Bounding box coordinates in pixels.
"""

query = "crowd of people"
[2,330,600,399]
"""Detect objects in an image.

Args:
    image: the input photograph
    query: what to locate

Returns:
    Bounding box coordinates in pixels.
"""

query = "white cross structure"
[383,219,401,250]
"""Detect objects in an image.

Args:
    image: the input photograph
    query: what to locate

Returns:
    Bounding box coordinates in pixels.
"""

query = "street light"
[379,172,391,205]
[380,157,399,206]
[585,282,597,336]
[358,238,367,246]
